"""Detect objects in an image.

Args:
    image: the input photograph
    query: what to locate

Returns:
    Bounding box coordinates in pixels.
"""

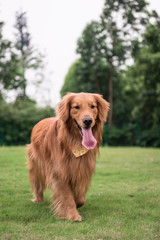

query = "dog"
[27,92,109,221]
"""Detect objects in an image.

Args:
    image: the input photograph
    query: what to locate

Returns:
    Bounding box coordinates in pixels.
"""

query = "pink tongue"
[81,128,97,150]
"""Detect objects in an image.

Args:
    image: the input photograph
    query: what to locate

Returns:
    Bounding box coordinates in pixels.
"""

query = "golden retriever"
[27,92,109,221]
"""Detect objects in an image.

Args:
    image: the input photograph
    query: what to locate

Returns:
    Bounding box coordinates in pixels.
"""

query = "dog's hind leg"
[29,168,44,203]
[27,145,44,203]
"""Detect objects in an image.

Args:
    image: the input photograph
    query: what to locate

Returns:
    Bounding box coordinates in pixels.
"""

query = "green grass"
[0,146,160,240]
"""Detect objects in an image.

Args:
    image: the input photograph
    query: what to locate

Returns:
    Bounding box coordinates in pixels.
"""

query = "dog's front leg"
[52,178,82,221]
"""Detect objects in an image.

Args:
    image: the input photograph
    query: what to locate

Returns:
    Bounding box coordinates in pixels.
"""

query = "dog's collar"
[72,146,88,158]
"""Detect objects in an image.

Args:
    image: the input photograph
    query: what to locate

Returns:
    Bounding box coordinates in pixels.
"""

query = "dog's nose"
[83,117,93,127]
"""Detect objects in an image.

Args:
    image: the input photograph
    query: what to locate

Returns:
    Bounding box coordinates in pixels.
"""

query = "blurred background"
[0,0,160,147]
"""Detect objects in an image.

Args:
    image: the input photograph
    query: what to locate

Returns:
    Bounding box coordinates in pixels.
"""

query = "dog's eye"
[91,105,95,109]
[74,106,80,110]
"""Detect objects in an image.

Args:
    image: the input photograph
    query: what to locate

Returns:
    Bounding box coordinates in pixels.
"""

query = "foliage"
[0,21,22,92]
[61,0,158,125]
[75,0,153,126]
[0,97,54,145]
[0,15,51,146]
[60,0,160,147]
[62,59,136,127]
[129,23,160,147]
[0,2,159,147]
[103,123,138,146]
[61,57,110,96]
[0,146,160,239]
[14,10,44,97]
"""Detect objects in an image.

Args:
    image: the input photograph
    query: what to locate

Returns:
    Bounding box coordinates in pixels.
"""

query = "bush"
[0,97,54,145]
[103,123,138,146]
[141,125,160,147]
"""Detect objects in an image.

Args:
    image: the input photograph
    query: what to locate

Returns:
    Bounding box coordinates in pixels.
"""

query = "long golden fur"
[27,92,109,221]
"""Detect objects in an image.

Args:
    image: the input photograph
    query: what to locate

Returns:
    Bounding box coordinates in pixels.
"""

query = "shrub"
[0,97,54,145]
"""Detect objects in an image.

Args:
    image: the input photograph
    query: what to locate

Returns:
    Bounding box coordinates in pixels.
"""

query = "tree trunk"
[22,55,26,98]
[23,77,26,97]
[95,74,101,94]
[108,65,113,127]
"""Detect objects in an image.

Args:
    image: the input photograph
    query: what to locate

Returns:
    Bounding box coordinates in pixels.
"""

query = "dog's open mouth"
[74,120,97,150]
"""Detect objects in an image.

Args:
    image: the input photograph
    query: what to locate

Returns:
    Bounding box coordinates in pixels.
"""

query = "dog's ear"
[56,93,75,122]
[93,94,110,122]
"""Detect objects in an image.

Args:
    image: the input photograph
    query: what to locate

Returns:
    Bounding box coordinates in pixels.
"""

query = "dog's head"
[56,92,109,149]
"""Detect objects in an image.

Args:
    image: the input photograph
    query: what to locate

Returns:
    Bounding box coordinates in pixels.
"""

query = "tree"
[129,23,160,146]
[0,21,22,93]
[61,21,111,98]
[0,12,44,99]
[14,10,43,97]
[76,21,109,94]
[60,0,160,146]
[61,19,139,127]
[63,0,157,126]
[100,0,155,126]
[61,58,110,98]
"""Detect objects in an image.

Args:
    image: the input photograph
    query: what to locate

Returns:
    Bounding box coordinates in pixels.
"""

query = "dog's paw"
[72,214,82,222]
[31,198,44,203]
[66,213,82,222]
[60,211,82,222]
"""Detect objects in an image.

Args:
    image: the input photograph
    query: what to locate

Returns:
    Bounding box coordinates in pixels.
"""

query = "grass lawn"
[0,146,160,240]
